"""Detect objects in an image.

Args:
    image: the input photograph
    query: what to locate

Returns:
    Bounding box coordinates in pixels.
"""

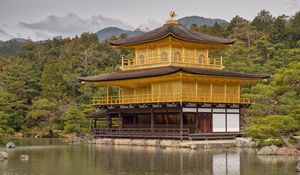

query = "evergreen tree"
[26,98,57,128]
[63,104,90,135]
[251,10,274,34]
[1,58,40,104]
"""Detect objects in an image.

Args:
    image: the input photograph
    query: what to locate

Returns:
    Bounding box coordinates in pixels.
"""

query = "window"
[161,52,168,62]
[212,113,226,132]
[139,54,145,64]
[173,52,181,62]
[198,54,205,64]
[227,114,240,132]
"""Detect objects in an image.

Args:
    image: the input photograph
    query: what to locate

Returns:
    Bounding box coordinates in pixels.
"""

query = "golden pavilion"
[79,13,268,140]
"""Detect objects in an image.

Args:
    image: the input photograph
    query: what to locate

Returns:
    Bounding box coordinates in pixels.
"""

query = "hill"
[96,27,142,42]
[178,16,228,28]
[0,38,27,56]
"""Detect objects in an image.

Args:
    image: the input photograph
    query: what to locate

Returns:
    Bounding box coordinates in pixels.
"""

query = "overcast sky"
[0,0,299,41]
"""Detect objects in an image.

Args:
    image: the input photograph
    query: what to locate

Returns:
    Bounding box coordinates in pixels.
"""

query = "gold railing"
[92,93,251,105]
[121,56,223,70]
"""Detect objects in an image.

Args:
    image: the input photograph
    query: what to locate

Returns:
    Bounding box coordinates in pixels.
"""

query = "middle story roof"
[78,66,269,82]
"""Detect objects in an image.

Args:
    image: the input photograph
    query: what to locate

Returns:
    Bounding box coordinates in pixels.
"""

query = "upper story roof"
[109,23,235,47]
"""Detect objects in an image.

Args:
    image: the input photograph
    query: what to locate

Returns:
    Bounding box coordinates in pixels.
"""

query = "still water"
[0,138,297,175]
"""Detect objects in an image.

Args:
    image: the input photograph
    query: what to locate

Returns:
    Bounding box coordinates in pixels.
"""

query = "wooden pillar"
[221,56,223,67]
[158,47,161,63]
[194,48,196,64]
[146,47,149,63]
[107,115,112,128]
[118,109,121,128]
[224,83,227,102]
[195,108,199,133]
[133,88,136,103]
[133,114,136,125]
[169,40,172,64]
[238,83,241,103]
[135,50,137,64]
[151,107,154,131]
[182,46,184,62]
[118,86,121,104]
[196,82,198,101]
[180,107,183,140]
[210,82,213,102]
[106,86,109,103]
[94,119,97,129]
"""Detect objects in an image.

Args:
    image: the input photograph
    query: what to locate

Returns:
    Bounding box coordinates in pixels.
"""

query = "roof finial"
[169,11,177,19]
[165,11,178,25]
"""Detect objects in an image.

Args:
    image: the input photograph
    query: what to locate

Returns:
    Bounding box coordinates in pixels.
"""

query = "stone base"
[94,138,236,149]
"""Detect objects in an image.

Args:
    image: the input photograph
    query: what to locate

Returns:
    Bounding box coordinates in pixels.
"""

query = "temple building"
[78,13,268,140]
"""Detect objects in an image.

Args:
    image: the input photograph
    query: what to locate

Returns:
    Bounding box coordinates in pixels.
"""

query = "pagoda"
[78,12,268,140]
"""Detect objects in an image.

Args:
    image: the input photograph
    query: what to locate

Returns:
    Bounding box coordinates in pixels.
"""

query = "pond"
[0,138,297,175]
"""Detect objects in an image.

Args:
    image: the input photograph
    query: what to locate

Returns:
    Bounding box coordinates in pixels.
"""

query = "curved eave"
[78,66,269,83]
[109,33,235,49]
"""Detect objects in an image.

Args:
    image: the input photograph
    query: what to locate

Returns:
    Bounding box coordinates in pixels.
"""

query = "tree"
[0,58,41,104]
[229,20,260,48]
[26,98,56,128]
[227,15,248,34]
[0,92,27,131]
[40,58,69,102]
[289,11,300,47]
[251,10,274,34]
[270,15,288,44]
[0,111,14,135]
[248,62,300,117]
[63,104,90,135]
[245,114,300,146]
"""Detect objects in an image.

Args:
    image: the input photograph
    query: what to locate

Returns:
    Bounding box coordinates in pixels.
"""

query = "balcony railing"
[121,56,223,70]
[92,93,251,105]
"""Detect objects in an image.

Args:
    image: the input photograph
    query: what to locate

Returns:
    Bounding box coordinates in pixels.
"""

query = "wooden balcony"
[93,128,190,139]
[92,92,251,105]
[121,56,223,70]
[92,128,241,140]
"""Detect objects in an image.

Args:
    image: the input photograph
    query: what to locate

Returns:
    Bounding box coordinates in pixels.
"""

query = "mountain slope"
[96,27,142,42]
[0,38,27,56]
[178,16,228,28]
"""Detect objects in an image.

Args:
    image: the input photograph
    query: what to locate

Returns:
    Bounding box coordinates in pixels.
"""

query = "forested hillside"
[0,10,300,144]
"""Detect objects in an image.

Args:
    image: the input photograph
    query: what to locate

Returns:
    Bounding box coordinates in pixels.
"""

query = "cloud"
[137,19,162,31]
[287,0,300,11]
[19,13,133,38]
[1,13,161,41]
[0,28,12,41]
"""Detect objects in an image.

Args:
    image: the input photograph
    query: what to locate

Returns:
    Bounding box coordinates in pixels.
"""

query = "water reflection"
[0,139,297,175]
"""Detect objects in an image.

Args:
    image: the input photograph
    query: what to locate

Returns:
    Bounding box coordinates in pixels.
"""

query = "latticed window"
[161,52,168,62]
[173,51,181,62]
[198,54,205,64]
[139,54,145,64]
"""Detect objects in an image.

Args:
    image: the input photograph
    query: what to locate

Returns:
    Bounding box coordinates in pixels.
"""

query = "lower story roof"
[78,66,269,82]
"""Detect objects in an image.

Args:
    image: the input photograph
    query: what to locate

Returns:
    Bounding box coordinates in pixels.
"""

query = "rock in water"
[297,157,300,172]
[190,144,197,149]
[235,137,257,148]
[34,134,42,138]
[0,152,8,159]
[276,147,300,155]
[0,155,4,162]
[257,145,278,155]
[6,142,15,149]
[20,155,29,161]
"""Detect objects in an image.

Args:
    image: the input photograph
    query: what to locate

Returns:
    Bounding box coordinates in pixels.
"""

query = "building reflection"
[91,145,242,175]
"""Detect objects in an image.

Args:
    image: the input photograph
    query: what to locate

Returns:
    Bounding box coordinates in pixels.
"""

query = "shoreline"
[93,138,237,149]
